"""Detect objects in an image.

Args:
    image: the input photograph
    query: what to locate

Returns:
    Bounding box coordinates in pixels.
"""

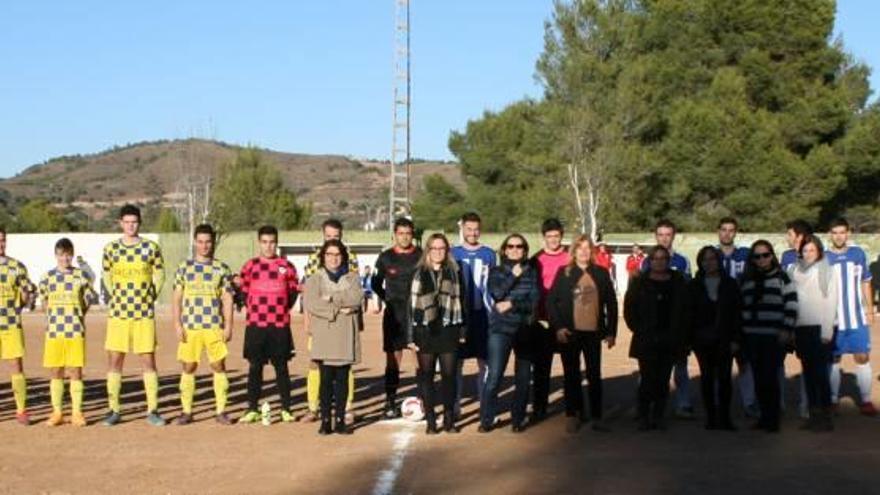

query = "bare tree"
[561,107,610,241]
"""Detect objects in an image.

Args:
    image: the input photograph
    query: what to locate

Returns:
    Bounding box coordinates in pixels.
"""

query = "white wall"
[6,233,159,293]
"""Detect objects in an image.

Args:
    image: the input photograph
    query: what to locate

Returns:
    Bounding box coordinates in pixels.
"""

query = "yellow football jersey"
[39,267,96,338]
[102,238,165,320]
[0,256,35,331]
[174,258,234,331]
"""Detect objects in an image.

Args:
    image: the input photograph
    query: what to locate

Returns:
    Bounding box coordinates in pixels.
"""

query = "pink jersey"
[239,256,299,328]
[534,249,571,320]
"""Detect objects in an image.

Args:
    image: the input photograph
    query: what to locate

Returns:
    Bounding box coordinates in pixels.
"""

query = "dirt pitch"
[1,310,880,495]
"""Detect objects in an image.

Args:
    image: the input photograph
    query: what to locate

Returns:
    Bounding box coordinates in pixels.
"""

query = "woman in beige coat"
[304,239,363,435]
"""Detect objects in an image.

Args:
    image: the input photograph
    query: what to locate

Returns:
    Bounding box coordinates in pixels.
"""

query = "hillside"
[0,139,463,227]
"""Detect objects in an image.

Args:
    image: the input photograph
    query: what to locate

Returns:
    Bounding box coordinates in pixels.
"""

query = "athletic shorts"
[382,303,408,353]
[105,317,157,354]
[244,325,293,363]
[834,326,870,356]
[44,336,85,368]
[178,328,228,364]
[0,327,25,360]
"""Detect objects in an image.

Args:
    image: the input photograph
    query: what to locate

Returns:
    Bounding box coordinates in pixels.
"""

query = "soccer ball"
[400,396,424,422]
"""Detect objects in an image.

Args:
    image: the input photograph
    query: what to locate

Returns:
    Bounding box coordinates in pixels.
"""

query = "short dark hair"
[322,218,343,231]
[654,218,676,233]
[318,239,349,270]
[829,217,850,231]
[648,244,671,262]
[0,227,6,236]
[785,219,813,237]
[393,217,415,232]
[696,245,721,274]
[119,204,141,221]
[460,212,481,225]
[541,218,564,235]
[55,237,74,254]
[718,217,738,230]
[194,223,216,241]
[258,225,278,239]
[499,233,530,262]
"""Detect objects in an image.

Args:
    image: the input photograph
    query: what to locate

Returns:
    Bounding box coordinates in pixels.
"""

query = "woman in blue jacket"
[478,234,539,433]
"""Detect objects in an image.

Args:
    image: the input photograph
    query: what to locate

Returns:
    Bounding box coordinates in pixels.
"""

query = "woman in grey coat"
[304,239,364,435]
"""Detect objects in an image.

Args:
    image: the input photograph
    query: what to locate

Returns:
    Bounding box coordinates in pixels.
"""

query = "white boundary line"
[371,420,418,495]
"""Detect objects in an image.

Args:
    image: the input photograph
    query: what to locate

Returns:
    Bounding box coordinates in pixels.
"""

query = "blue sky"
[0,1,876,178]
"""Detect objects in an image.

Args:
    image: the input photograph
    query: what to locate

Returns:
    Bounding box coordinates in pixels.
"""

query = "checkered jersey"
[304,247,359,278]
[38,268,96,338]
[239,256,299,327]
[0,257,35,331]
[102,238,165,320]
[174,259,234,331]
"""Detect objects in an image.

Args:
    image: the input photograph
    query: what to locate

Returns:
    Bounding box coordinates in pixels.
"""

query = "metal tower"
[389,0,411,225]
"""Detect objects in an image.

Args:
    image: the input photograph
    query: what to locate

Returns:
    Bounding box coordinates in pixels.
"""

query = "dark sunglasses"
[752,252,772,260]
[506,244,525,249]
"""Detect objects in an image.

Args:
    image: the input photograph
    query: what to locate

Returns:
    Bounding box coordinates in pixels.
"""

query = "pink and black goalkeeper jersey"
[239,256,299,328]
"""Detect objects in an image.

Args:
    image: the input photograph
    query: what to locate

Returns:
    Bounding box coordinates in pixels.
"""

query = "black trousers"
[319,363,351,422]
[531,325,558,415]
[796,326,833,410]
[247,355,292,411]
[694,344,733,424]
[746,334,785,429]
[417,352,457,425]
[560,331,603,419]
[637,353,675,421]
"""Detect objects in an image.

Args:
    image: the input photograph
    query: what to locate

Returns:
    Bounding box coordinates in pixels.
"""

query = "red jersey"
[594,249,613,271]
[239,256,299,328]
[626,254,645,276]
[533,249,571,320]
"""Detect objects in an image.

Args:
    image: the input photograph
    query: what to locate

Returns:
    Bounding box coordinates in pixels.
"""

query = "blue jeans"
[480,331,532,428]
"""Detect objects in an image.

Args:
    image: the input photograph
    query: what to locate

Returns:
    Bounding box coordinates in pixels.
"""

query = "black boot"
[318,418,332,435]
[334,416,352,435]
[443,411,459,434]
[425,412,438,435]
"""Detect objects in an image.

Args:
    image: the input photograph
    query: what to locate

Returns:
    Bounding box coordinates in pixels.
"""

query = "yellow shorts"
[177,329,228,364]
[0,327,25,360]
[105,318,157,354]
[43,336,85,368]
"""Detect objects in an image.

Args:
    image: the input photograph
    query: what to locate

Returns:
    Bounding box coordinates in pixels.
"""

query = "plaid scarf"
[411,265,463,328]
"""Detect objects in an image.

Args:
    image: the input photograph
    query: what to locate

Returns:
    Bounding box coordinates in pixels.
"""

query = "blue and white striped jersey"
[719,246,750,281]
[451,245,496,314]
[826,246,873,331]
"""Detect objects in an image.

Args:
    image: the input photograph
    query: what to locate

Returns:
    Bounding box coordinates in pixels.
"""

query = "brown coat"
[304,270,363,366]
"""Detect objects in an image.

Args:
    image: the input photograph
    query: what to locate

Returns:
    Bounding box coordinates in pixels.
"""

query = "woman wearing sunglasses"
[740,240,798,433]
[549,234,618,434]
[479,234,539,433]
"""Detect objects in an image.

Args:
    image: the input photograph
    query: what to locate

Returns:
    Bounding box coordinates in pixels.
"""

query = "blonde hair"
[566,234,594,271]
[417,233,459,272]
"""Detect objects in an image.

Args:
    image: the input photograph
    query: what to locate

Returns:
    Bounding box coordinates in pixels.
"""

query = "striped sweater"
[739,268,798,336]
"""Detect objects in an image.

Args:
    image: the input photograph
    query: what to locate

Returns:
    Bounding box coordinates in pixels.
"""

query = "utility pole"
[389,0,411,227]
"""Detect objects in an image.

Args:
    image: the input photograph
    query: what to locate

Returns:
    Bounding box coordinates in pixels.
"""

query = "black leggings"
[319,363,351,422]
[694,345,733,424]
[560,331,603,419]
[417,352,457,425]
[247,356,292,411]
[637,354,675,421]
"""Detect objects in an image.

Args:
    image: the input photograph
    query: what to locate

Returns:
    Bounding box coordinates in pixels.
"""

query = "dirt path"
[1,311,879,494]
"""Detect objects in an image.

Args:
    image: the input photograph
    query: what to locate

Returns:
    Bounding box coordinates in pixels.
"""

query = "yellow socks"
[307,367,320,413]
[50,378,64,413]
[11,373,26,413]
[179,373,195,414]
[143,372,159,413]
[347,368,355,409]
[70,380,84,415]
[107,372,122,413]
[213,372,229,414]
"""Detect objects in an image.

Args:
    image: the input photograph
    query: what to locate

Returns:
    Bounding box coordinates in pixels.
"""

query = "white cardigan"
[789,260,838,341]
